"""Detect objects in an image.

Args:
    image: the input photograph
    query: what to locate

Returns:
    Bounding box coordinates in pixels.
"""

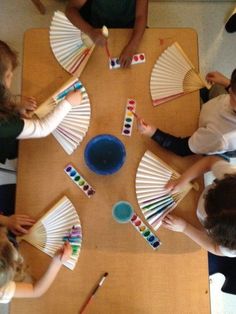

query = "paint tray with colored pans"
[35,77,91,155]
[136,150,194,231]
[50,11,95,77]
[109,53,146,69]
[130,212,161,249]
[64,164,95,198]
[122,99,136,136]
[19,196,82,270]
[150,42,210,106]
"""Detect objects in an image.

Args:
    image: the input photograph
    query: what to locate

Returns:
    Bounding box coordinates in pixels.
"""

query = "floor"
[0,1,236,313]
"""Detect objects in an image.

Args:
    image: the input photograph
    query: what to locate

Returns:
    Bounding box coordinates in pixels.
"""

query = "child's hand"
[164,178,183,194]
[4,214,35,235]
[22,96,37,110]
[54,242,72,263]
[162,214,187,232]
[19,96,37,118]
[206,71,230,87]
[65,90,82,107]
[89,29,107,46]
[119,43,136,68]
[137,117,156,137]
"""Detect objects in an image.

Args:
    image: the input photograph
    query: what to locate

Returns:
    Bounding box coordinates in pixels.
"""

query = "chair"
[208,252,236,295]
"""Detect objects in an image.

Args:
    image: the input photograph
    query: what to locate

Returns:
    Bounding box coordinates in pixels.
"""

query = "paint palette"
[109,53,146,69]
[122,99,136,136]
[64,164,95,198]
[130,213,161,250]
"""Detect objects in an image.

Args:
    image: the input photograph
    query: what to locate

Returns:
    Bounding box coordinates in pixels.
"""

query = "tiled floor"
[1,1,236,313]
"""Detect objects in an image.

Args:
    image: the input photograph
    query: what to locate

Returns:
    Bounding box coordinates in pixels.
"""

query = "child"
[137,70,236,157]
[162,155,236,257]
[65,0,148,67]
[0,40,82,164]
[0,227,72,303]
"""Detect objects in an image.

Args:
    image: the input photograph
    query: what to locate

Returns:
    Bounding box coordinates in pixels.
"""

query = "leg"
[208,252,236,294]
[0,184,16,216]
[151,129,193,157]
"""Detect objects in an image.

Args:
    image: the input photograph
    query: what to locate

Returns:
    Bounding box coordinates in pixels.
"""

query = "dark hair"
[204,174,236,250]
[231,68,236,94]
[0,40,19,120]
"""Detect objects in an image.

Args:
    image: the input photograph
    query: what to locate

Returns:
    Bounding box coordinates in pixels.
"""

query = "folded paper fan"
[50,10,95,77]
[136,151,195,231]
[34,77,91,155]
[150,42,210,106]
[19,196,82,270]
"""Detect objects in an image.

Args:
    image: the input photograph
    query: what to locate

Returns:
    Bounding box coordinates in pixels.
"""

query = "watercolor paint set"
[109,53,146,69]
[130,212,161,250]
[122,99,136,136]
[64,164,95,198]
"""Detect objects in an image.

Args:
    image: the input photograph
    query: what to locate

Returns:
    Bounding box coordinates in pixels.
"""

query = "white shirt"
[197,160,236,257]
[188,95,236,154]
[0,281,16,303]
[17,99,72,139]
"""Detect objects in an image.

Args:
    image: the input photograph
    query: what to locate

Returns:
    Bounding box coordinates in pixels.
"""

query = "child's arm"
[13,242,72,298]
[165,155,223,193]
[162,214,223,255]
[119,0,148,68]
[0,214,35,235]
[206,71,230,88]
[17,90,82,139]
[65,0,107,46]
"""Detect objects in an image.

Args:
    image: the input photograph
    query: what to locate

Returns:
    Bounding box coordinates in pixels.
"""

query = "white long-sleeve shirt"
[188,94,236,154]
[17,99,72,139]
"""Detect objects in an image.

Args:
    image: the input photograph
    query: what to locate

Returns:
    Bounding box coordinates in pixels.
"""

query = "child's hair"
[0,40,19,120]
[204,174,236,250]
[0,228,25,288]
[231,68,236,94]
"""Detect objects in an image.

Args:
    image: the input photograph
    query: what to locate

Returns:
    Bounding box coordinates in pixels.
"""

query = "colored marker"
[56,81,82,100]
[79,272,109,314]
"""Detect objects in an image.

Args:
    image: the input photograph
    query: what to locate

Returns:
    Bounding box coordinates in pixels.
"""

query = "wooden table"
[11,28,210,314]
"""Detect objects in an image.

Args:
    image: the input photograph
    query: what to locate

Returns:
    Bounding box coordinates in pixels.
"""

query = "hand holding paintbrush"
[132,111,156,137]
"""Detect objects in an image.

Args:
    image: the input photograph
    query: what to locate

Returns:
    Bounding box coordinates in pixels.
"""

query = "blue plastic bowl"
[84,134,126,175]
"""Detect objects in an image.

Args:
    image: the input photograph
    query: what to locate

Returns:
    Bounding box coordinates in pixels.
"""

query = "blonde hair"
[0,229,25,288]
[0,40,20,120]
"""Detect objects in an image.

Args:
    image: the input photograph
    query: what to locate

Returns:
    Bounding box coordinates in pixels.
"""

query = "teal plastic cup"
[112,201,134,223]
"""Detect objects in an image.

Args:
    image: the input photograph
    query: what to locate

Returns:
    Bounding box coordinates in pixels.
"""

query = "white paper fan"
[136,151,194,230]
[19,196,82,270]
[35,77,91,155]
[150,42,210,106]
[50,10,95,76]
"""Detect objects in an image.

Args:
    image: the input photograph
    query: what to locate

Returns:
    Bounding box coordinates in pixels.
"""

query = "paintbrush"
[130,110,148,126]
